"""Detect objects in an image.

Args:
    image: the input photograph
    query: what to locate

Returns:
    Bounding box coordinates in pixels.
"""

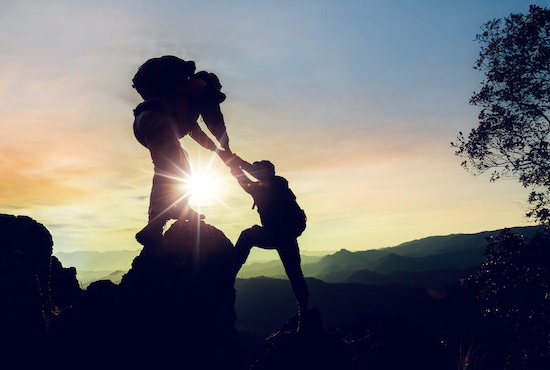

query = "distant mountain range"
[55,225,543,288]
[53,250,138,287]
[237,225,543,285]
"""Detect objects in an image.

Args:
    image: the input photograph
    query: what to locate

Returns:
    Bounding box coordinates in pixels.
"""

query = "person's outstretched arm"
[189,124,233,165]
[228,155,256,194]
[190,73,232,153]
[189,123,219,152]
[201,104,231,153]
[239,158,255,174]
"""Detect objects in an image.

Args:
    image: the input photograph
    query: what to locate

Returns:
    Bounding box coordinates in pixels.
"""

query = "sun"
[177,164,237,219]
[176,151,234,211]
[189,172,216,204]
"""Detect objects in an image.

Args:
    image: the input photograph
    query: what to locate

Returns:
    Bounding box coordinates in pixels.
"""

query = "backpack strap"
[133,99,168,117]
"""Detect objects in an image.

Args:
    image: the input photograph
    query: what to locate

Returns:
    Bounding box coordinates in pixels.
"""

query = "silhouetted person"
[228,156,309,315]
[132,55,233,246]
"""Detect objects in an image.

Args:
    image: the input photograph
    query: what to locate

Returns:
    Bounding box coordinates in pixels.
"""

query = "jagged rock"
[51,255,82,310]
[120,218,241,368]
[0,214,82,369]
[250,308,355,370]
[50,219,243,369]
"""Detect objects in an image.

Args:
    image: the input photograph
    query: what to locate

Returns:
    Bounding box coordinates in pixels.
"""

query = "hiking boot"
[182,208,206,221]
[172,204,205,221]
[166,203,205,221]
[135,223,164,247]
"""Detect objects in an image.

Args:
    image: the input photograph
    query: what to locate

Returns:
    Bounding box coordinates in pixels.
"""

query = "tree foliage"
[452,5,550,223]
[462,228,550,368]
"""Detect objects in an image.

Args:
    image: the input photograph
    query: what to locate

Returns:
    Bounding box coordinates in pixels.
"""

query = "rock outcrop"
[250,308,354,370]
[50,218,242,369]
[0,214,82,368]
[0,214,242,369]
[1,214,355,370]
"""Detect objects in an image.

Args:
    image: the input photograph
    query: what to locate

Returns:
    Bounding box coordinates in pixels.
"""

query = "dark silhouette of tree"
[462,228,550,369]
[452,5,550,223]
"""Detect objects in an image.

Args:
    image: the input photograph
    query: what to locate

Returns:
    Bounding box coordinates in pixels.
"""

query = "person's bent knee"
[239,225,262,240]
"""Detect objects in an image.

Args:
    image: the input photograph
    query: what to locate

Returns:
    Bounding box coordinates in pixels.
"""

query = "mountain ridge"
[239,225,543,284]
[56,225,543,287]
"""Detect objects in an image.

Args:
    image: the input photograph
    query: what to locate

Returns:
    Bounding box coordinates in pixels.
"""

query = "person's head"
[251,160,275,180]
[132,55,196,100]
[192,71,226,104]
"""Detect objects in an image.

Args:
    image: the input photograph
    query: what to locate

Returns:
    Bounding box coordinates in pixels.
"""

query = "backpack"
[255,176,307,238]
[285,194,307,238]
[132,55,196,100]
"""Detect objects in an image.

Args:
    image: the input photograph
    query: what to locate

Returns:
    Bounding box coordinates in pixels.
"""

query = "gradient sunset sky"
[1,0,545,256]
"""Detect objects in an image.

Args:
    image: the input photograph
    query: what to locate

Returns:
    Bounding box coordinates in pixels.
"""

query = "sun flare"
[188,173,214,198]
[183,169,224,208]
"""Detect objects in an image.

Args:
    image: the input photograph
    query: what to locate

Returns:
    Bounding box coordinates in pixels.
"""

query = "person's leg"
[136,114,195,246]
[201,104,231,153]
[152,146,203,221]
[148,137,191,218]
[277,240,309,311]
[233,225,271,270]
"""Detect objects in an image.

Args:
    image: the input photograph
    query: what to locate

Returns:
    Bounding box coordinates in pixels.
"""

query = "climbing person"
[131,55,233,246]
[228,156,309,316]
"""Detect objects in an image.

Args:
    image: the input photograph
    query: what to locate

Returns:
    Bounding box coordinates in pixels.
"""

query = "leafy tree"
[452,5,550,223]
[462,228,550,368]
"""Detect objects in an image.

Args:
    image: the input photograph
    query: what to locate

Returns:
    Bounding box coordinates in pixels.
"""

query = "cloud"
[0,0,536,254]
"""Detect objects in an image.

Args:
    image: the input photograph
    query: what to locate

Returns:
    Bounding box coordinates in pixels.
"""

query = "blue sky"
[0,0,546,257]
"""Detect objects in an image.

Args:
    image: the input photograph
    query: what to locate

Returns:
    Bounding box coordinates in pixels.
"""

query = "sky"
[1,0,547,258]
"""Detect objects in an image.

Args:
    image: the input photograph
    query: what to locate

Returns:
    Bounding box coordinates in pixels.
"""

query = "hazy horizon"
[54,223,541,275]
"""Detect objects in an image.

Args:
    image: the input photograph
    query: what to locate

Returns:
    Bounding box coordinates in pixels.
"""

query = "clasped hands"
[216,149,244,169]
